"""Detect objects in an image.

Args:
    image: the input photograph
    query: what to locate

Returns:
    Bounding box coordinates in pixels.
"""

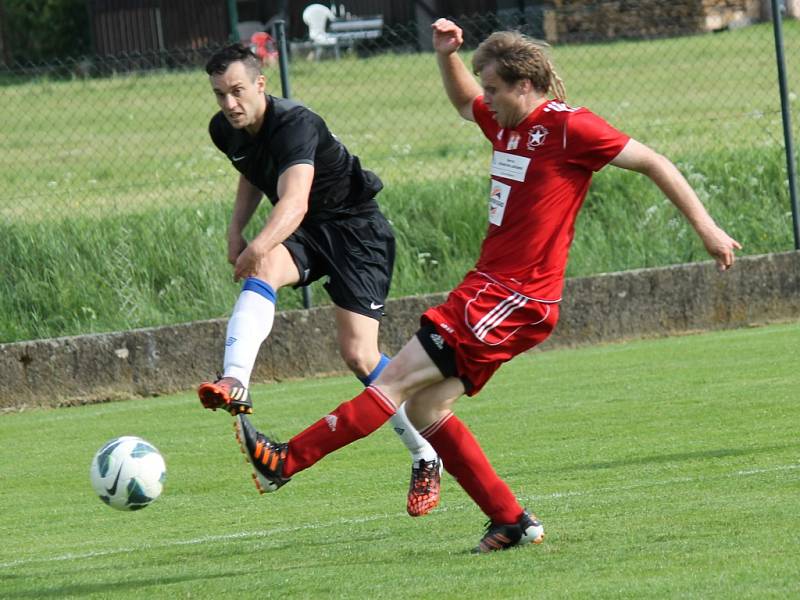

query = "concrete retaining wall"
[2,251,798,411]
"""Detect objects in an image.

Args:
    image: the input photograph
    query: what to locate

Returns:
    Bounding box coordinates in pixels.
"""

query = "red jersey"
[472,96,629,301]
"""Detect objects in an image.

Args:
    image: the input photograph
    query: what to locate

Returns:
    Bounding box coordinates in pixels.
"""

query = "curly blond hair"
[472,31,566,101]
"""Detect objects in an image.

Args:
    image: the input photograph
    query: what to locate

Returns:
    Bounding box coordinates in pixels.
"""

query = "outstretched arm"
[432,18,482,121]
[610,139,742,271]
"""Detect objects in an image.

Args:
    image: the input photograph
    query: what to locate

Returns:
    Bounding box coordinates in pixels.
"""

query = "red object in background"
[251,32,278,65]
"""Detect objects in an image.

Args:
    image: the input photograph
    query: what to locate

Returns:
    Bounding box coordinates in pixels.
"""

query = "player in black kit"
[197,44,441,517]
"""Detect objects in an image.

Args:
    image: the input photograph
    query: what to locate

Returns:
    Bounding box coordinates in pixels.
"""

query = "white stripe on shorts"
[472,292,528,340]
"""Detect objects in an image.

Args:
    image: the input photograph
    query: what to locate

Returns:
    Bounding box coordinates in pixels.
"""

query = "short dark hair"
[205,43,262,79]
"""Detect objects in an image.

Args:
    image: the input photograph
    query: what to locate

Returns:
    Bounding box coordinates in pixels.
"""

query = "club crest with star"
[527,125,549,150]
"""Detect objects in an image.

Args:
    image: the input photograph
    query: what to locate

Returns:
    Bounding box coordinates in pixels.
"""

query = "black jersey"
[209,95,383,224]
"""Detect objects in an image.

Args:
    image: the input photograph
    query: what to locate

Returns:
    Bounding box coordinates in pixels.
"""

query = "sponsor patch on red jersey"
[470,96,630,300]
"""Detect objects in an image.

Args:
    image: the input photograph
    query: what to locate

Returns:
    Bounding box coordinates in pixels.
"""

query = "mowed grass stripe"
[1,461,796,571]
[1,321,798,598]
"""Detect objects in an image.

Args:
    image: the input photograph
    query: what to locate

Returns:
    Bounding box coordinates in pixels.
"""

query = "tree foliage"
[3,0,90,62]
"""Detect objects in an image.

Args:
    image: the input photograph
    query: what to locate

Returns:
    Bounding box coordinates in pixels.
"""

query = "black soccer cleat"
[198,375,253,415]
[473,510,545,553]
[233,414,291,494]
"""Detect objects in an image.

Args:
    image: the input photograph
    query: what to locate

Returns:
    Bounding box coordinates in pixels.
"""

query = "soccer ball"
[89,436,166,511]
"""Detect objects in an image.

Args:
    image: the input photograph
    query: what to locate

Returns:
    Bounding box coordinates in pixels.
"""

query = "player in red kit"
[232,20,742,553]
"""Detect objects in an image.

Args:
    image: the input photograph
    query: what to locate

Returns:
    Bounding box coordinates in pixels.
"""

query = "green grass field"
[2,321,798,598]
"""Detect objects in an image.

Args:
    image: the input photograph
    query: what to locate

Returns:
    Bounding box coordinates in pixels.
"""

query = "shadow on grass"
[559,443,797,472]
[3,571,239,599]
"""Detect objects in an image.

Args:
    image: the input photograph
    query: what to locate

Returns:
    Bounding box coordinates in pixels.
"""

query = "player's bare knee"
[406,397,449,428]
[375,367,432,407]
[251,263,282,287]
[251,246,300,289]
[339,348,374,377]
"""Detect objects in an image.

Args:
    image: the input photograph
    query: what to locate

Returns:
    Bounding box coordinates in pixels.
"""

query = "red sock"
[283,387,396,477]
[421,413,523,524]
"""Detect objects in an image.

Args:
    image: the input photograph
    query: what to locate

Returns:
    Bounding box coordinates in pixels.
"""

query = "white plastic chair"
[302,4,339,60]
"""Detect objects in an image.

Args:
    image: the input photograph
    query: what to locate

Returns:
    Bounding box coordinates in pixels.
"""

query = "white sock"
[388,403,438,463]
[223,283,275,388]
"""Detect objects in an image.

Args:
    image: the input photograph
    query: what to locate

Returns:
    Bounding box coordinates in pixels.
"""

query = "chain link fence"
[1,6,798,342]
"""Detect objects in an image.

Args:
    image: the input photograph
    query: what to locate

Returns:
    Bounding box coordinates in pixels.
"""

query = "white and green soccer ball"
[89,436,166,511]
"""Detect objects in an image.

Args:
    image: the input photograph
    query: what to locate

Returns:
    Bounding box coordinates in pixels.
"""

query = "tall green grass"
[1,22,798,342]
[1,145,792,342]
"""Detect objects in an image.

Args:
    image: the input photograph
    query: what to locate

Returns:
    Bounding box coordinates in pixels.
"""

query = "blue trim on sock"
[242,277,276,304]
[358,353,391,386]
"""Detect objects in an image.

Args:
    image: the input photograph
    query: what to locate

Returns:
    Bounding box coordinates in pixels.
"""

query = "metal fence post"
[273,19,312,309]
[227,0,240,42]
[770,0,800,250]
[274,19,292,99]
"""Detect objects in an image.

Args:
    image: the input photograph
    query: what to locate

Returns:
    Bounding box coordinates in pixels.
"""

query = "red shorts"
[421,271,559,396]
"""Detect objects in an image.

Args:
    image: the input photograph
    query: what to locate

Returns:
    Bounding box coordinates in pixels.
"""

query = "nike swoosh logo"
[370,302,384,310]
[231,155,246,162]
[105,466,123,496]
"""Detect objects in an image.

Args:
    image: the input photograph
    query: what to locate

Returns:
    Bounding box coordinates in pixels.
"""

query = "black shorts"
[282,208,395,320]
